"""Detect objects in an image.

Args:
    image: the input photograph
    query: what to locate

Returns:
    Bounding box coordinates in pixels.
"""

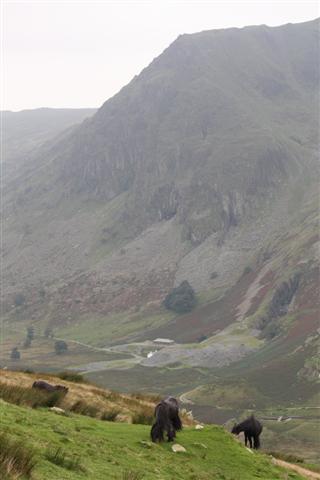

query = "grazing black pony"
[32,380,68,394]
[151,397,182,442]
[231,415,263,449]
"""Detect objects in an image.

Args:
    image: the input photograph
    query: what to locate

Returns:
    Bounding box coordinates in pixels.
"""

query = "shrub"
[54,340,68,355]
[10,347,21,360]
[0,383,63,409]
[163,281,196,313]
[243,266,252,275]
[197,334,208,343]
[101,409,120,421]
[0,433,37,478]
[57,372,84,383]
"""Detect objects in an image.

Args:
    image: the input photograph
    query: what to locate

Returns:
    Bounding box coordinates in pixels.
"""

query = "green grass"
[56,310,174,346]
[0,400,303,480]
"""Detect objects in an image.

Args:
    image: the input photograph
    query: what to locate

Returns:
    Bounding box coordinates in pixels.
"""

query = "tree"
[24,326,34,348]
[26,326,35,341]
[163,281,196,314]
[54,340,68,355]
[44,327,53,338]
[23,337,32,348]
[14,293,26,307]
[10,347,21,360]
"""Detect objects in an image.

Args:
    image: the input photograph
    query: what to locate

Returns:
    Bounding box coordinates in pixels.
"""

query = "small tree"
[10,347,21,360]
[54,340,68,355]
[14,293,26,307]
[163,281,196,314]
[23,337,32,348]
[44,327,53,338]
[26,326,35,341]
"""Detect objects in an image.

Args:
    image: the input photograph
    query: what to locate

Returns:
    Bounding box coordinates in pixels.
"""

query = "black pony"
[32,380,68,394]
[231,415,263,449]
[151,397,182,442]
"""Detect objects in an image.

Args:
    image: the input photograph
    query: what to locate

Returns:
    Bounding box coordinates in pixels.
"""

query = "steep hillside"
[0,398,305,479]
[3,19,318,321]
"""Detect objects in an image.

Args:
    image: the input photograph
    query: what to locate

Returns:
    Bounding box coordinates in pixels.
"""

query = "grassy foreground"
[0,400,304,480]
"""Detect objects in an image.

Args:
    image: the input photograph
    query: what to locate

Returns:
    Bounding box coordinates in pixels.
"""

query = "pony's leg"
[248,436,253,449]
[244,433,248,446]
[253,435,260,449]
[167,424,175,442]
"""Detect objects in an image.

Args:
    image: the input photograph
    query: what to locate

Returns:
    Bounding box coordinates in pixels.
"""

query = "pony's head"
[151,422,164,442]
[231,423,241,435]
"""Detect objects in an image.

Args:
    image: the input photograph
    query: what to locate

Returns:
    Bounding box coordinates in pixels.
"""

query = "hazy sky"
[2,0,319,111]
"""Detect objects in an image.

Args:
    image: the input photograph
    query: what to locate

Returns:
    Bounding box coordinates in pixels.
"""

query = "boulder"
[172,444,186,453]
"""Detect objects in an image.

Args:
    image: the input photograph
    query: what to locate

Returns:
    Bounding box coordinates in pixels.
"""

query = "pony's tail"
[150,404,167,442]
[171,413,182,431]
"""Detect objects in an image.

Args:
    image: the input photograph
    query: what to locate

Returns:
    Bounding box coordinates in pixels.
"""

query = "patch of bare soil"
[272,458,320,479]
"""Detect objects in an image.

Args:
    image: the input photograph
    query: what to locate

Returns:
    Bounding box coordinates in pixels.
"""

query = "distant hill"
[2,107,96,178]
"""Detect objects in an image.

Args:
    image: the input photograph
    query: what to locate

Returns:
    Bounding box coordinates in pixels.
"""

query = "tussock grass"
[70,400,99,417]
[101,408,120,421]
[0,382,64,409]
[0,433,37,479]
[45,447,85,473]
[131,409,154,425]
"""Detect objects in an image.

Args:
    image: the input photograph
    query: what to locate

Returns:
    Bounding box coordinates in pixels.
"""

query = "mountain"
[2,108,96,178]
[2,19,319,433]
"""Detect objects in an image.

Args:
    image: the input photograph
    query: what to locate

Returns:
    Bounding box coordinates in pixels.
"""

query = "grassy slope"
[0,400,303,480]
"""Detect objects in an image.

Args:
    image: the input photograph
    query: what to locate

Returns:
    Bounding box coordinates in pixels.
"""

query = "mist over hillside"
[2,107,97,179]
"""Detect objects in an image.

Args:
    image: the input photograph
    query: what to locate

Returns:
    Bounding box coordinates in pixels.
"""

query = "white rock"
[195,424,204,430]
[49,407,66,415]
[172,444,186,453]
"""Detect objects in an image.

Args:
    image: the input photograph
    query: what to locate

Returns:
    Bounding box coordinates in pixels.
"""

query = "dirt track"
[272,458,320,479]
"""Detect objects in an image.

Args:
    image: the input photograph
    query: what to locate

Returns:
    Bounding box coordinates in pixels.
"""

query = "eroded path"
[273,458,320,480]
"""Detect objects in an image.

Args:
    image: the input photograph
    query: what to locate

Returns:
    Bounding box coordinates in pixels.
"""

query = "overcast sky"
[1,0,319,111]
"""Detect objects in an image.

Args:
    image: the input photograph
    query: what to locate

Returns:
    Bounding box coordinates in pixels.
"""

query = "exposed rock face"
[2,19,319,328]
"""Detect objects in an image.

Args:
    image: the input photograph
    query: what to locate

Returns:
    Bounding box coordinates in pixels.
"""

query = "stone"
[195,424,204,430]
[49,407,66,415]
[172,444,186,453]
